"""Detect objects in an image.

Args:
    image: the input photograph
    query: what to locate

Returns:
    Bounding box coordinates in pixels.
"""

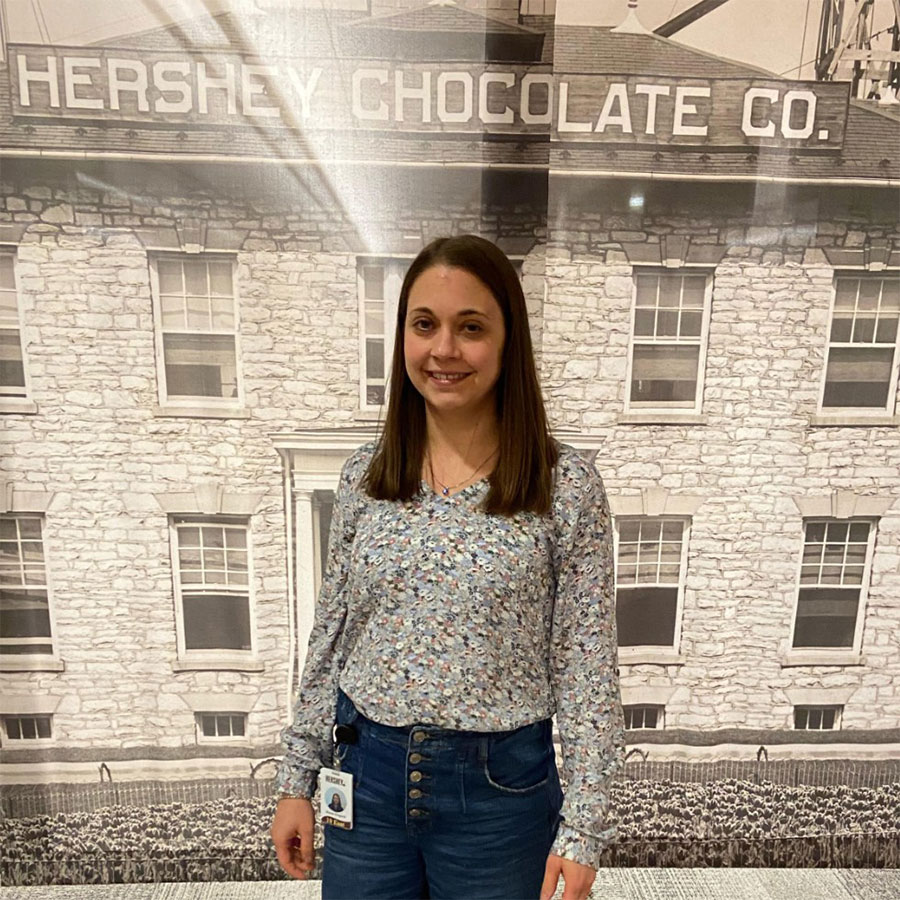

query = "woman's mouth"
[427,371,471,384]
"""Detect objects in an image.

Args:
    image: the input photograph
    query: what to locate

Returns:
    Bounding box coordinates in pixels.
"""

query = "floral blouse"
[274,440,626,869]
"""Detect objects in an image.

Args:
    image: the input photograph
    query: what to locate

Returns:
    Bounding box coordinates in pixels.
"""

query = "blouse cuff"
[550,821,616,871]
[273,764,319,800]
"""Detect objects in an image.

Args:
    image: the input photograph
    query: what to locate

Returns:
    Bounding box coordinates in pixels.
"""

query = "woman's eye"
[463,322,482,333]
[411,319,431,330]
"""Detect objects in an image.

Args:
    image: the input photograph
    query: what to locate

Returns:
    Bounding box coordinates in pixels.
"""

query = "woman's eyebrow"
[408,306,488,317]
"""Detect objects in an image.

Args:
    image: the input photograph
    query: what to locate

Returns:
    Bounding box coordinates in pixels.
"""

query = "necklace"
[427,446,498,497]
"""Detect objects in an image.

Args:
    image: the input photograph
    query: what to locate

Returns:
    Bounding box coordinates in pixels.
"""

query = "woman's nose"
[432,326,460,357]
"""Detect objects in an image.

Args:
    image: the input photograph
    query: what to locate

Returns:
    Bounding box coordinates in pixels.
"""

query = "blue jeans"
[322,687,564,900]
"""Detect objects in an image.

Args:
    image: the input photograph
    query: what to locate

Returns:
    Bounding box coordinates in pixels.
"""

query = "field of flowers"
[2,778,899,885]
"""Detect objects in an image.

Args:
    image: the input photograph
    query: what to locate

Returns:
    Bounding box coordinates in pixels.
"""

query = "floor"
[2,869,900,900]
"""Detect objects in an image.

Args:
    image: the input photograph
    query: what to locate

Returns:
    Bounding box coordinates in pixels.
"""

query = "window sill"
[0,398,38,415]
[619,649,685,666]
[353,408,385,421]
[808,413,899,427]
[617,412,708,426]
[780,650,866,667]
[173,657,265,673]
[0,657,65,672]
[153,404,250,419]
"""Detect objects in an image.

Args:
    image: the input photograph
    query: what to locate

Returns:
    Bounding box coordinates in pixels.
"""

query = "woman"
[271,235,625,900]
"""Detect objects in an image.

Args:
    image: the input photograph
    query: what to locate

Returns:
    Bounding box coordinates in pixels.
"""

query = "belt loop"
[477,736,488,764]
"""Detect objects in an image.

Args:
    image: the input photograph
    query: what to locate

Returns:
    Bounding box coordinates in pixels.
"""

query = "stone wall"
[0,164,546,756]
[542,180,900,731]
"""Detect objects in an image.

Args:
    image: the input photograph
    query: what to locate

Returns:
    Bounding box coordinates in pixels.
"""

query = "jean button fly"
[409,770,423,783]
[408,788,423,799]
[412,730,427,742]
[409,752,423,764]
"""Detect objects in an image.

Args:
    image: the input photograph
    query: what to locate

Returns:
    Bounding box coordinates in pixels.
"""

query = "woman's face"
[403,264,506,421]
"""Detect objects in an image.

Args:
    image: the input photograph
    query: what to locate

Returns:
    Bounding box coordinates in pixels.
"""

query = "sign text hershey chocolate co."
[11,47,850,148]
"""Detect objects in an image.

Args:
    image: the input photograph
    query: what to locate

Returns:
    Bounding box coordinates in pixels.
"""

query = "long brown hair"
[361,235,558,517]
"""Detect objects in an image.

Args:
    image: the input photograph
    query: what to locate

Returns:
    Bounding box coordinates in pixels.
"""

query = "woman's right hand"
[271,797,316,880]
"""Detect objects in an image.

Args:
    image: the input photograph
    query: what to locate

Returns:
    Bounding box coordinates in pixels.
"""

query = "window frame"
[1,713,54,745]
[793,705,843,731]
[148,253,245,411]
[624,266,714,415]
[0,245,35,409]
[195,711,249,744]
[787,517,875,659]
[623,704,665,730]
[169,514,259,668]
[357,256,410,412]
[817,270,900,417]
[0,513,62,668]
[519,0,556,14]
[614,515,688,661]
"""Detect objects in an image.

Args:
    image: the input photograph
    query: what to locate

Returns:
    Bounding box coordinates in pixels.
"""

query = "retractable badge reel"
[319,723,358,829]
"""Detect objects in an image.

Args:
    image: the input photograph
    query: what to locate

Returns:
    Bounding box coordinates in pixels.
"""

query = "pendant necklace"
[427,446,498,497]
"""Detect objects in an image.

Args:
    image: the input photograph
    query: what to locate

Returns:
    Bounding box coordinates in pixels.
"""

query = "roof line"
[0,147,894,186]
[346,1,545,36]
[548,167,897,187]
[555,23,779,80]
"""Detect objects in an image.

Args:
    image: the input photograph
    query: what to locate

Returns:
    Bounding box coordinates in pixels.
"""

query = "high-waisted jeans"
[322,686,565,900]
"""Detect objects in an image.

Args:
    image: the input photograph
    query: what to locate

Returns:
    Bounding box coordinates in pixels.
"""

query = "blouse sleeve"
[548,455,626,869]
[273,450,364,799]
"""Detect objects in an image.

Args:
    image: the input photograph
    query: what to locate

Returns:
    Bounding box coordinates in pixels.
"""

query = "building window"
[624,705,663,730]
[791,520,872,650]
[821,274,899,411]
[627,269,710,411]
[196,712,247,741]
[615,519,685,648]
[172,518,255,659]
[520,0,556,13]
[0,515,54,657]
[0,251,28,399]
[151,255,241,404]
[358,258,405,408]
[794,705,842,730]
[3,714,52,742]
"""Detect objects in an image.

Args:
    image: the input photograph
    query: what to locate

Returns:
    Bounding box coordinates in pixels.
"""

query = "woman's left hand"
[539,853,596,900]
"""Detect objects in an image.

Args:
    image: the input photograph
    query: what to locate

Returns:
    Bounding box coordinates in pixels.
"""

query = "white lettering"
[557,81,591,133]
[153,61,192,114]
[395,70,431,123]
[478,72,514,125]
[520,73,552,125]
[63,57,102,110]
[197,62,236,115]
[634,83,669,134]
[672,85,709,136]
[286,67,323,120]
[437,72,473,123]
[741,87,778,137]
[108,59,149,112]
[241,64,279,118]
[352,68,388,121]
[595,82,632,133]
[17,54,59,107]
[780,89,816,139]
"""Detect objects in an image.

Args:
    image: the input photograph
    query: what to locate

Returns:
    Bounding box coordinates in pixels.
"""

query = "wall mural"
[1,0,899,888]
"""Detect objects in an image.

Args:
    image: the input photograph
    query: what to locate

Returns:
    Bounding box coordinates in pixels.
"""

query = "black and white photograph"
[1,0,899,897]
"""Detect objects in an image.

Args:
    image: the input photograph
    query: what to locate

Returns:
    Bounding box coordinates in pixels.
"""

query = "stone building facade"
[1,0,898,785]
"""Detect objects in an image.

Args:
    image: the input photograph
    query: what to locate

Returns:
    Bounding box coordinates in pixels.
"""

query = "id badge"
[319,766,354,829]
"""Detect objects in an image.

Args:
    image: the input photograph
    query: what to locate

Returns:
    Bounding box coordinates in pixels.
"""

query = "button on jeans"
[322,687,564,900]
